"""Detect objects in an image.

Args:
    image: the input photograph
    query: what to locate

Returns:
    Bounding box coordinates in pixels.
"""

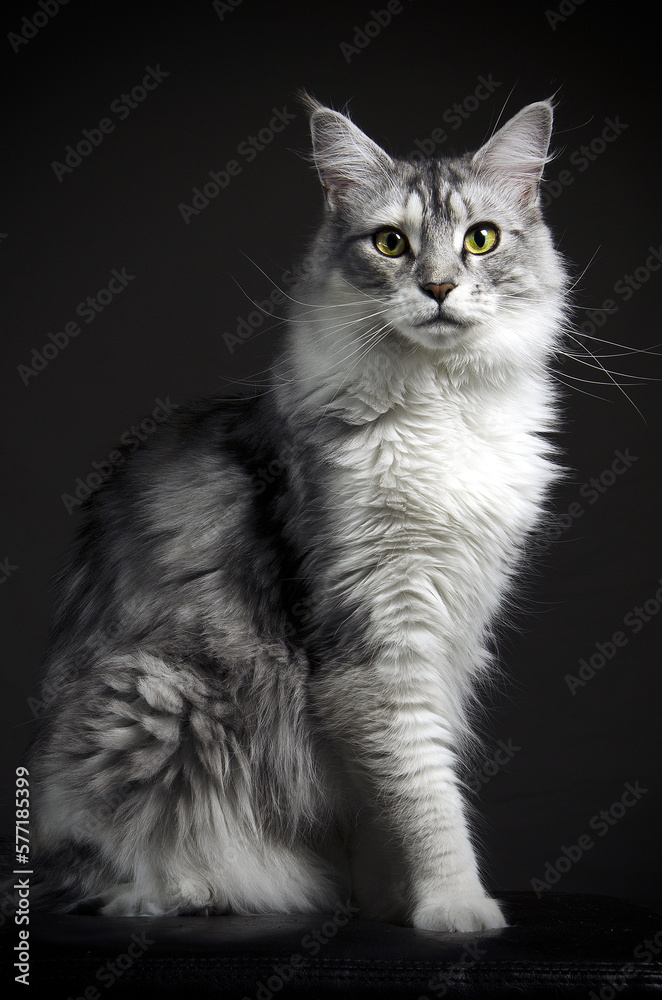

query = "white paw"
[95,878,215,916]
[99,888,167,916]
[412,893,507,933]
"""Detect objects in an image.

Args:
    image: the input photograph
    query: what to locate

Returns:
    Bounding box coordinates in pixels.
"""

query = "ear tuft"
[296,88,327,119]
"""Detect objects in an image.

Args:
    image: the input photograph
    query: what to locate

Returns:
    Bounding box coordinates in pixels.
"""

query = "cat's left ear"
[302,95,394,212]
[472,101,554,207]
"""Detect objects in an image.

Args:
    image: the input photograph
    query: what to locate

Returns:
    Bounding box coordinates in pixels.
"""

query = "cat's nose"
[422,283,456,303]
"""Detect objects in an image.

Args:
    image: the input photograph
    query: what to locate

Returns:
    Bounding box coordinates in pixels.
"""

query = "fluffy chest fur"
[311,364,556,688]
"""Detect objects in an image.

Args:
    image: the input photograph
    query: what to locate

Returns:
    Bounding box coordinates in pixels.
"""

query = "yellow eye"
[374,229,409,257]
[464,224,499,255]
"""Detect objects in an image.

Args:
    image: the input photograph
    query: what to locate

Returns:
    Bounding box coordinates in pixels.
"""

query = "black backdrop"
[2,0,661,923]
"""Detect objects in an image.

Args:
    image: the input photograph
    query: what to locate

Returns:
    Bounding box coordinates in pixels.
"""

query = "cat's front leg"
[403,754,508,933]
[312,666,507,933]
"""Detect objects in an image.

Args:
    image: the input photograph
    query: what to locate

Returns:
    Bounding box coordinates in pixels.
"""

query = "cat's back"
[74,394,256,548]
[48,393,275,653]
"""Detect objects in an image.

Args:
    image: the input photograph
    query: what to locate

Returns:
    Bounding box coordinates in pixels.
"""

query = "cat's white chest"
[336,386,546,539]
[323,377,553,666]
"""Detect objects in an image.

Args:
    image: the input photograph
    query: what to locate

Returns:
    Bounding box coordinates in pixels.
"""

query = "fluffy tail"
[0,834,116,915]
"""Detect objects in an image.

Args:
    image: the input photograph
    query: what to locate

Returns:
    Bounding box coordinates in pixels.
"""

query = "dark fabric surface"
[2,891,661,998]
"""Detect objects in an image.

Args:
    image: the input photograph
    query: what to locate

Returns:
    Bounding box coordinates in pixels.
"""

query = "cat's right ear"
[300,93,394,212]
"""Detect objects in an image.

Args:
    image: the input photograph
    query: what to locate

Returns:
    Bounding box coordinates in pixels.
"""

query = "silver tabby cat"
[29,94,567,931]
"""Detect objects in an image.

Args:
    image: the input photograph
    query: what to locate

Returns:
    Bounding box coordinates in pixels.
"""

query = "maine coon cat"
[27,93,567,932]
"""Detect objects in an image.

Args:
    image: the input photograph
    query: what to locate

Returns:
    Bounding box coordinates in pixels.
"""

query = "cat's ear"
[301,94,394,211]
[472,101,554,207]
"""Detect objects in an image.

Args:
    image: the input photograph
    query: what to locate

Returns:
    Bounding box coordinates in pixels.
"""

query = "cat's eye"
[464,224,499,255]
[374,229,409,257]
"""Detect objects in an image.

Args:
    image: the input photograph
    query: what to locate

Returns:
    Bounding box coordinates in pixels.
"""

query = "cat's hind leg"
[32,647,342,916]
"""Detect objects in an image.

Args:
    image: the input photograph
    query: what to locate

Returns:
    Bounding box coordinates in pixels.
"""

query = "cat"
[26,92,567,932]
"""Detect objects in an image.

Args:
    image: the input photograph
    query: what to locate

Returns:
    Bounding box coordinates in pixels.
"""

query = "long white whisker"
[311,325,391,436]
[565,347,657,359]
[311,307,391,341]
[563,331,661,379]
[559,348,657,382]
[570,328,662,355]
[555,369,649,387]
[563,330,646,420]
[549,371,615,403]
[566,247,602,295]
[322,320,391,371]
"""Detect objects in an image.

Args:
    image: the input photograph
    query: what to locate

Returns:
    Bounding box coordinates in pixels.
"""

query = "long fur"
[25,94,568,931]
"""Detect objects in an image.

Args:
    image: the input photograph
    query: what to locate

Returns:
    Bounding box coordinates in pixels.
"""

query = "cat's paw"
[411,893,507,933]
[97,878,217,916]
[97,886,167,916]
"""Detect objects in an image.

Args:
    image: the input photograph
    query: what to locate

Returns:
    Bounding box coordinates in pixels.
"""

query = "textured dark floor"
[2,890,662,998]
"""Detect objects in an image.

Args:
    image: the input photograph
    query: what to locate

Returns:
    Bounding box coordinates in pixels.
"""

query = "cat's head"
[298,94,566,378]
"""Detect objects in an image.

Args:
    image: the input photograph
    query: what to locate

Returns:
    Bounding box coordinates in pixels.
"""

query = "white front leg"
[313,665,507,933]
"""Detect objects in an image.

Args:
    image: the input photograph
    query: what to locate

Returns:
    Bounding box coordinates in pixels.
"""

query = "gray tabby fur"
[25,93,567,931]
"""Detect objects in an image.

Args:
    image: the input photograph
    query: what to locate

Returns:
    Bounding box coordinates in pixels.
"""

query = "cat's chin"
[397,318,476,352]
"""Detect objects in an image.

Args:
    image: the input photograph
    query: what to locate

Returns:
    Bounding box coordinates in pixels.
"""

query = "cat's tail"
[0,834,116,915]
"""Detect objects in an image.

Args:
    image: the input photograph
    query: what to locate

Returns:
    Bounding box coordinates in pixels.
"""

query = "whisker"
[570,328,662,355]
[562,331,646,421]
[324,322,390,367]
[549,371,616,404]
[234,250,330,312]
[223,245,654,418]
[555,369,649,387]
[311,325,392,435]
[565,347,658,360]
[563,330,660,379]
[236,249,393,320]
[566,247,602,296]
[311,308,391,343]
[270,318,389,393]
[559,348,658,382]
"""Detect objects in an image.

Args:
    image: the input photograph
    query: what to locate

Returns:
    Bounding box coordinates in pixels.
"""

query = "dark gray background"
[2,0,660,918]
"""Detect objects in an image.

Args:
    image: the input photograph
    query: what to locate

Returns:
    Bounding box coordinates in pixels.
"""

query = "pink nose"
[423,283,456,302]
